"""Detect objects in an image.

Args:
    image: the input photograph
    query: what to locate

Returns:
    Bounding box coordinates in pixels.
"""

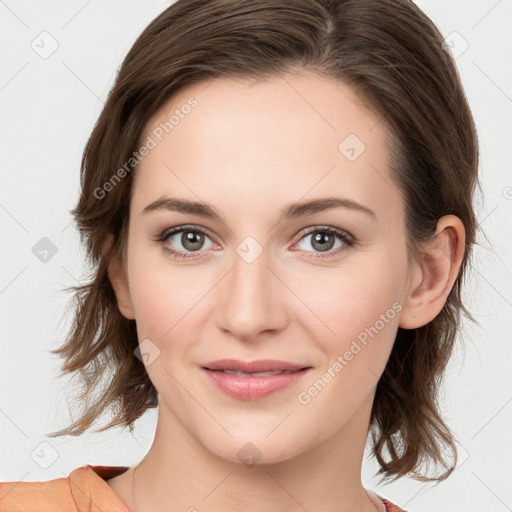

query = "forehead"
[131,71,400,222]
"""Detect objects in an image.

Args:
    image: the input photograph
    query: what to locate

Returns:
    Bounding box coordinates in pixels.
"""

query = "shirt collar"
[68,464,130,512]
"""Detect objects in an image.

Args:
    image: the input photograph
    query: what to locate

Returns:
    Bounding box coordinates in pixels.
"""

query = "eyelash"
[156,224,356,261]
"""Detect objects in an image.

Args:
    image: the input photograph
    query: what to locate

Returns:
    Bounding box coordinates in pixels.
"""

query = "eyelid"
[158,224,218,243]
[158,224,354,243]
[156,223,356,259]
[294,224,355,244]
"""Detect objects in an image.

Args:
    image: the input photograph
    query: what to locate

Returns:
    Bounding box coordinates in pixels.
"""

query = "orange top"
[0,465,407,512]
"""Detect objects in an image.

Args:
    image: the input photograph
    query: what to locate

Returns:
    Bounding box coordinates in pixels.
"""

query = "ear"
[105,233,136,320]
[399,215,465,330]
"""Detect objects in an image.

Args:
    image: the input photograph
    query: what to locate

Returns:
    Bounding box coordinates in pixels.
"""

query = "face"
[112,70,418,465]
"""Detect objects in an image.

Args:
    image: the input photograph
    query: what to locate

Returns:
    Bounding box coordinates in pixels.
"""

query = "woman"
[0,0,479,510]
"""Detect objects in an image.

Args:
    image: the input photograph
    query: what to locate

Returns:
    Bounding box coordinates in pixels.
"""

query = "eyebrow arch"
[142,196,376,222]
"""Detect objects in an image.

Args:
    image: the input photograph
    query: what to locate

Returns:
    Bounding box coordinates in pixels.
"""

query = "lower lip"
[202,368,311,400]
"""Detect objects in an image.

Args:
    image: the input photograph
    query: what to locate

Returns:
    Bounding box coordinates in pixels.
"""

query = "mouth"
[201,358,311,373]
[209,369,302,377]
[200,359,312,400]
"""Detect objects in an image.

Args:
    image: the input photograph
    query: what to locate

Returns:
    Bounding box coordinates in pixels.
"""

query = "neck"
[117,400,379,512]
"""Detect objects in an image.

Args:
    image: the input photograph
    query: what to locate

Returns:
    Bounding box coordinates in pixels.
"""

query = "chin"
[200,432,307,467]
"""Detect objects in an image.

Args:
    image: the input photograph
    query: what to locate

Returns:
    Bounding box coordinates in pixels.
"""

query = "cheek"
[296,257,405,348]
[127,245,214,347]
[295,269,402,421]
[293,254,406,409]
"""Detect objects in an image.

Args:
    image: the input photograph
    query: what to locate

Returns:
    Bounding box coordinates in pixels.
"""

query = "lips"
[201,359,312,400]
[221,369,296,377]
[202,358,309,373]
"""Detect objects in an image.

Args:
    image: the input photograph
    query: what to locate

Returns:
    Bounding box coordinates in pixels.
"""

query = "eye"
[293,226,355,259]
[156,224,356,261]
[157,225,217,260]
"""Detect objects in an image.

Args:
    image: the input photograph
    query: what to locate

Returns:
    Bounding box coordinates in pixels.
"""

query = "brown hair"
[48,0,481,483]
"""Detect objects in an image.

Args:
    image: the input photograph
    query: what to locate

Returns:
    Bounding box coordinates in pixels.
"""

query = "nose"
[215,244,287,342]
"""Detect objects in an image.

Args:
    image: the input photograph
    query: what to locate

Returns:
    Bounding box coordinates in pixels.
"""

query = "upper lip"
[202,359,310,372]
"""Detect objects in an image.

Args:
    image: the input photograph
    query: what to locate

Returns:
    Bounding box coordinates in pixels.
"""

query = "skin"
[106,69,465,512]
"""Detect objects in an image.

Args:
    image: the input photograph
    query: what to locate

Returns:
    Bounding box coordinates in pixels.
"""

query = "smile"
[201,367,311,400]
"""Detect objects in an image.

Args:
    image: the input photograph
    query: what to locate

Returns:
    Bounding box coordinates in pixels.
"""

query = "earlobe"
[105,234,136,320]
[398,215,465,330]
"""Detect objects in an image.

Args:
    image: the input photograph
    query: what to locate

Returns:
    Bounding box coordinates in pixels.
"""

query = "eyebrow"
[142,196,376,222]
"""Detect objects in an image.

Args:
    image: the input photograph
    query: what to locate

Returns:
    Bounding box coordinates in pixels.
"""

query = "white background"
[0,1,511,510]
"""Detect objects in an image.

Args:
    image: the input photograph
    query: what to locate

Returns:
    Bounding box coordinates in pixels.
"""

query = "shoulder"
[0,472,78,511]
[0,465,130,512]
